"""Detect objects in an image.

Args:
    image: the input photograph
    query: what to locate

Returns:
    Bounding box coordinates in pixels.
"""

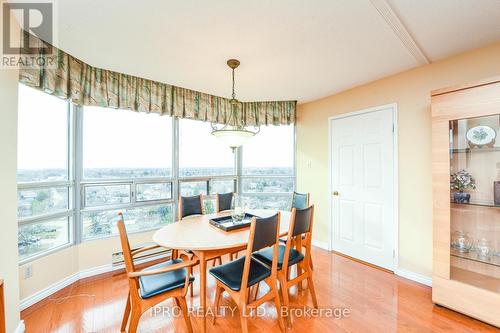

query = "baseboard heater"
[112,242,171,267]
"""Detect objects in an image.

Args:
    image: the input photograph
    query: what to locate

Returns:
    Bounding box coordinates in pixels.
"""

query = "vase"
[454,191,470,204]
[231,195,245,223]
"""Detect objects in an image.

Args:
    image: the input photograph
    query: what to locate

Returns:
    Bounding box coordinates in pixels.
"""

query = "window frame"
[17,90,74,265]
[17,89,296,264]
[77,105,176,241]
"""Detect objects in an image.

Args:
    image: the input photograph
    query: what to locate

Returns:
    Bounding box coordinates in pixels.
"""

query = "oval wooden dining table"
[153,209,291,333]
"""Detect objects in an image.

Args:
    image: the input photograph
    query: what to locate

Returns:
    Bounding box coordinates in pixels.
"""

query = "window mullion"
[293,124,297,192]
[74,104,84,244]
[172,117,180,220]
[236,146,243,195]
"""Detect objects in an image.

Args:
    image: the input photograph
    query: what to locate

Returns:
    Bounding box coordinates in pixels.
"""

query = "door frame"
[327,103,399,271]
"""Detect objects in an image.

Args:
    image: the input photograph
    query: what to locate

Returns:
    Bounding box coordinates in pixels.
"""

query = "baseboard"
[20,271,80,311]
[15,320,25,333]
[395,268,432,287]
[312,239,331,251]
[20,253,169,311]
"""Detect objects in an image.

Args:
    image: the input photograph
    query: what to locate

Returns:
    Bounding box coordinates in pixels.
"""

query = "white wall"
[0,68,21,332]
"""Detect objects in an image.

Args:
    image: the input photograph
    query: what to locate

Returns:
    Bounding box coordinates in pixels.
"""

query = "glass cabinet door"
[449,114,500,292]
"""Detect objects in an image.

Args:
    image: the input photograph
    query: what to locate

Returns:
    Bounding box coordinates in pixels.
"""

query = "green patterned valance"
[18,32,295,126]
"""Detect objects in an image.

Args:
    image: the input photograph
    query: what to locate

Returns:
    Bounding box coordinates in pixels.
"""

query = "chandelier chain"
[232,67,236,100]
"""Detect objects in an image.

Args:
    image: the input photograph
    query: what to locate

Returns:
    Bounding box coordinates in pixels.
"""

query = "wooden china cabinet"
[431,77,500,327]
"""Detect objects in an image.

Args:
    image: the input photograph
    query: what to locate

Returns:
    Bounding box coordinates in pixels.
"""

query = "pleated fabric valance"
[18,32,295,126]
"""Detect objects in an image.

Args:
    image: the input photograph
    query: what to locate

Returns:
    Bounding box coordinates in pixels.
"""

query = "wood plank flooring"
[21,248,499,332]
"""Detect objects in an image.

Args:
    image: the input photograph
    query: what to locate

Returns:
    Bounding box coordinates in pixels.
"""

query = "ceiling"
[51,0,500,103]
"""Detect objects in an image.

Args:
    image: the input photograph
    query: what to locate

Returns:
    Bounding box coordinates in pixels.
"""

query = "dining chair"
[117,213,197,333]
[215,192,241,261]
[253,206,318,328]
[178,194,222,298]
[210,213,285,333]
[173,194,206,271]
[281,192,314,270]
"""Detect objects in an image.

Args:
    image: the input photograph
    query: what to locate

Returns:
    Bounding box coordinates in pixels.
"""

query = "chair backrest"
[292,205,314,237]
[282,205,315,270]
[251,213,280,253]
[241,212,281,291]
[117,213,140,292]
[291,192,309,210]
[180,194,204,220]
[117,213,135,273]
[216,192,234,212]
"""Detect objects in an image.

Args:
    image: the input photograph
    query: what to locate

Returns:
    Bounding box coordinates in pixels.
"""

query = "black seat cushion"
[139,259,194,299]
[209,256,271,291]
[253,245,304,270]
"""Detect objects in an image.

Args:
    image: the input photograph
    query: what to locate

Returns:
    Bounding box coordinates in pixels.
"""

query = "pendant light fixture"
[211,59,259,151]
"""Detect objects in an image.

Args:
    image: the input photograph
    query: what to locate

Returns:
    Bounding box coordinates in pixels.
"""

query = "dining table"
[152,209,291,333]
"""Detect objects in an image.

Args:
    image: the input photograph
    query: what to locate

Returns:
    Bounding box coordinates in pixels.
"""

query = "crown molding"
[370,0,430,65]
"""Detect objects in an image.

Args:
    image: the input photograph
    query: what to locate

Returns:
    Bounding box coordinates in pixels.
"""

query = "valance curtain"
[18,32,295,126]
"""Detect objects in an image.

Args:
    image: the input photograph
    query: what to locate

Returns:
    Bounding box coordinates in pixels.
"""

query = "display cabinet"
[432,77,500,327]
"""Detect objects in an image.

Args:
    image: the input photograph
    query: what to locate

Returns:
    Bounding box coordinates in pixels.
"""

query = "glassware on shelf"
[451,231,473,253]
[231,194,245,223]
[475,238,491,259]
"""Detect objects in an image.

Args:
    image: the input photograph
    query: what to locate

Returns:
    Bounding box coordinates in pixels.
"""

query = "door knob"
[332,191,339,196]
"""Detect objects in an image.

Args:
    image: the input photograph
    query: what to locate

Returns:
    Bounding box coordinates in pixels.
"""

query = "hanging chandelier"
[211,59,259,151]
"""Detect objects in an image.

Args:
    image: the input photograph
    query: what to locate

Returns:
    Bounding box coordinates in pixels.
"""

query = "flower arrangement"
[450,170,476,193]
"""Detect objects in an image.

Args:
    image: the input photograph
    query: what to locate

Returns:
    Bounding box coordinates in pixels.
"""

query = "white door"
[330,106,395,271]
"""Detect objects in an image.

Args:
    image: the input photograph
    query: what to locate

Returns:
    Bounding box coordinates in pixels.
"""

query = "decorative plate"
[466,125,496,147]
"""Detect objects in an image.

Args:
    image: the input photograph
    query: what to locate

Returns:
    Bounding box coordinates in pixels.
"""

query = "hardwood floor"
[22,248,499,333]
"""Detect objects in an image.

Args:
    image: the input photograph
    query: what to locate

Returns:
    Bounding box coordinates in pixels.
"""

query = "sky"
[18,84,294,170]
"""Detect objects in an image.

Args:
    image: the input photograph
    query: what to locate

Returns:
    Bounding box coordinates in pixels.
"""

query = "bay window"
[16,84,295,262]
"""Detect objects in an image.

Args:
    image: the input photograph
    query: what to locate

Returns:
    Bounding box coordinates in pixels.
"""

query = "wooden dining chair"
[176,194,205,270]
[117,213,197,333]
[215,192,241,261]
[253,206,318,328]
[281,192,314,270]
[210,213,285,333]
[179,194,223,264]
[177,194,222,297]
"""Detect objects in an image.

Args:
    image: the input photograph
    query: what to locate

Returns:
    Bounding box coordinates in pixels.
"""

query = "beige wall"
[0,12,22,331]
[0,63,21,332]
[296,41,500,278]
[19,229,157,300]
